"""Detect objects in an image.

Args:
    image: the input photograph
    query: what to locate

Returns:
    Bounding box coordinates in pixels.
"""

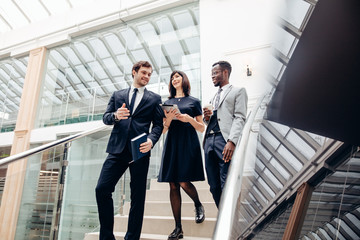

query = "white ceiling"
[0,0,91,33]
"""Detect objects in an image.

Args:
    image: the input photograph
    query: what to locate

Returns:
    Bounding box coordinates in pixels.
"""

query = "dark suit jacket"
[103,88,164,154]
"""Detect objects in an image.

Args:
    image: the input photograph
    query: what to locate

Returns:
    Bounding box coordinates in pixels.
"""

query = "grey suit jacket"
[204,85,248,145]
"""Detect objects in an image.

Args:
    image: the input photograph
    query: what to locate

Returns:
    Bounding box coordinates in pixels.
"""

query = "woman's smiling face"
[171,72,183,90]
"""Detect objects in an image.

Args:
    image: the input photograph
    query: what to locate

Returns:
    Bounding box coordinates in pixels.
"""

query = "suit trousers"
[204,133,229,208]
[95,147,150,240]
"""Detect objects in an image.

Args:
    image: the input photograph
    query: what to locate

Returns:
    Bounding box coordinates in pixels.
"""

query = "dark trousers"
[95,149,150,240]
[204,133,229,208]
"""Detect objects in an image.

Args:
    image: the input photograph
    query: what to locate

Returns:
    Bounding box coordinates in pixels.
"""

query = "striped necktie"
[214,88,223,110]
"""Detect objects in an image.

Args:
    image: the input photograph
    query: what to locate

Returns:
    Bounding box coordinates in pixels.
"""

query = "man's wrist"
[113,112,119,121]
[148,138,153,147]
[227,139,235,146]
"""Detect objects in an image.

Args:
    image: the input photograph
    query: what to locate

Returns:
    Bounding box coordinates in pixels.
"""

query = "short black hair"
[132,61,153,78]
[168,70,191,99]
[212,60,232,77]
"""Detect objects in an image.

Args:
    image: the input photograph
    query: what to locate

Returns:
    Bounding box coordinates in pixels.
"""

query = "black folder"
[130,133,148,163]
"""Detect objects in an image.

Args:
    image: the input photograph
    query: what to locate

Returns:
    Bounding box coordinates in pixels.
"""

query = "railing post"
[50,142,70,240]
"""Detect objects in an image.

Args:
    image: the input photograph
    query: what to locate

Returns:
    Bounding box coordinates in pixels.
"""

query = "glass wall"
[0,57,28,132]
[235,118,326,239]
[300,150,360,240]
[37,2,200,130]
[58,130,117,239]
[36,1,200,183]
[14,127,120,240]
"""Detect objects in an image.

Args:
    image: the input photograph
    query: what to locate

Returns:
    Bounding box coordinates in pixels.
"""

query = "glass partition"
[235,117,326,239]
[249,202,294,240]
[14,127,126,240]
[0,57,28,132]
[58,129,120,239]
[36,2,200,195]
[300,150,360,240]
[37,2,201,130]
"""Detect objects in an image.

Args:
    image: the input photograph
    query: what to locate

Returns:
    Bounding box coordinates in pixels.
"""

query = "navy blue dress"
[158,96,205,182]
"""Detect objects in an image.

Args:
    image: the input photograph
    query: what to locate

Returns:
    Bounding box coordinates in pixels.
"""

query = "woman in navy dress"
[158,70,205,240]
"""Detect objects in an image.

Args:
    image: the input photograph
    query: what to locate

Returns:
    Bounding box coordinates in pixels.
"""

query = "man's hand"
[222,141,235,163]
[139,138,152,153]
[203,107,213,121]
[115,103,130,120]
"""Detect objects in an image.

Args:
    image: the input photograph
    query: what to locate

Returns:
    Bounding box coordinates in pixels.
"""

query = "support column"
[282,182,313,240]
[0,47,47,240]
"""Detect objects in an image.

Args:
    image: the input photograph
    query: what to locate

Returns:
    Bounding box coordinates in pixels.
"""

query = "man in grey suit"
[203,61,248,208]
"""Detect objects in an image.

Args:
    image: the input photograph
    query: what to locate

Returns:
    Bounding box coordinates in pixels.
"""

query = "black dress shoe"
[168,227,183,240]
[195,205,205,223]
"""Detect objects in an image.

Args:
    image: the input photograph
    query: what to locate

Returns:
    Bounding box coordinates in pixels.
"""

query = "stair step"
[84,231,211,240]
[150,179,210,190]
[123,201,218,218]
[114,215,216,238]
[146,189,213,202]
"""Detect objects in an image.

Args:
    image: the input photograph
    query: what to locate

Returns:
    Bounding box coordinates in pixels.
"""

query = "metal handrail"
[0,124,110,167]
[213,94,266,240]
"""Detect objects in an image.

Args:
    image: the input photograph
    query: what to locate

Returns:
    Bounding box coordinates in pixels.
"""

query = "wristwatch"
[113,112,119,121]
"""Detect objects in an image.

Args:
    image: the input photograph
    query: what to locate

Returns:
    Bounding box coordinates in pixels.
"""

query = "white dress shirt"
[129,85,145,113]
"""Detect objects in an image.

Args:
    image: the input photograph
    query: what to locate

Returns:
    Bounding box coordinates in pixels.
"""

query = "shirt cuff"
[148,138,153,147]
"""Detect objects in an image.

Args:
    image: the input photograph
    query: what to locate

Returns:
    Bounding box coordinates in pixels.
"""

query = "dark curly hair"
[212,60,232,77]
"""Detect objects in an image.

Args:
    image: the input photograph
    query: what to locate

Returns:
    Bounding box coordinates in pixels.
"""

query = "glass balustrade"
[37,86,110,128]
[12,127,127,240]
[4,121,167,239]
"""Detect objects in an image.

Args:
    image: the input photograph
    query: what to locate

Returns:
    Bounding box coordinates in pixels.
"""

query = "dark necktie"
[129,88,138,114]
[214,88,223,110]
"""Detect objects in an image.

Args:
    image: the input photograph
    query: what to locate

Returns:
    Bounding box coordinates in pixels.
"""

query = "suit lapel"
[125,88,131,109]
[132,88,149,117]
[218,85,232,109]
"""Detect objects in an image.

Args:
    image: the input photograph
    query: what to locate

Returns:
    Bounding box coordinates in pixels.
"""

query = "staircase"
[85,179,217,240]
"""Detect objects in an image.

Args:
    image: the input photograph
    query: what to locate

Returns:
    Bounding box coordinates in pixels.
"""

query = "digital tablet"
[160,104,181,120]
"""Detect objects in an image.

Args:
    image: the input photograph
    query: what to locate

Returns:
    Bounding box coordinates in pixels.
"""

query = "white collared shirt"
[129,85,145,113]
[213,83,230,109]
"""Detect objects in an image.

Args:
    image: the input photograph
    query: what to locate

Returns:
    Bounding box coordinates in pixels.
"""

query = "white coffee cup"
[203,104,213,111]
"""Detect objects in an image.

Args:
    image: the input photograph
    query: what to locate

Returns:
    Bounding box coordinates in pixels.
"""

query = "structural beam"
[0,47,47,240]
[282,182,313,240]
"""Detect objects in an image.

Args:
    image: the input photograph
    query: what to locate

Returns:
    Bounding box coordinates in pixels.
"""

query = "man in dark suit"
[203,61,248,208]
[95,61,164,240]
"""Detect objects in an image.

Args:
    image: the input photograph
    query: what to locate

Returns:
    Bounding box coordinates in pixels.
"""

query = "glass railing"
[0,125,129,239]
[36,87,111,129]
[212,91,347,239]
[213,94,268,239]
[1,121,167,239]
[36,84,172,129]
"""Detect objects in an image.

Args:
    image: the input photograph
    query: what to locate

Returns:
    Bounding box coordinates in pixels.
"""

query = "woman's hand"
[164,108,177,120]
[176,113,191,123]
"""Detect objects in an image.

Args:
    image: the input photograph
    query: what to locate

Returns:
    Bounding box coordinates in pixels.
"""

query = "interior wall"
[199,0,280,109]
